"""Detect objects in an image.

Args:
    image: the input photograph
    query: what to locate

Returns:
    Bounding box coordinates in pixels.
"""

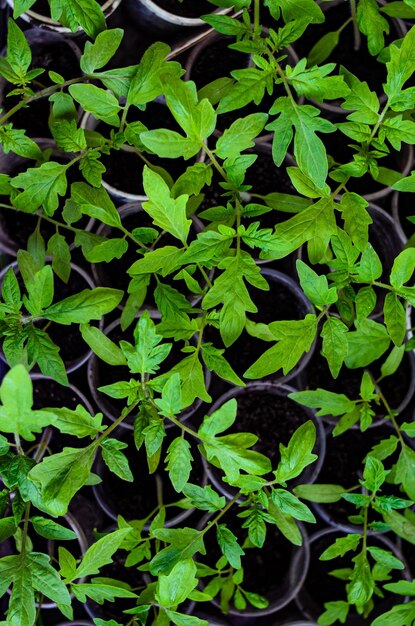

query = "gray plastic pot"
[296,526,410,624]
[205,381,326,502]
[392,189,414,243]
[87,313,211,430]
[125,0,231,31]
[0,261,101,373]
[6,0,121,35]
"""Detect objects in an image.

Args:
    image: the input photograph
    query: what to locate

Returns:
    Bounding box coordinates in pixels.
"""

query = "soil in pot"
[393,191,415,240]
[152,0,213,18]
[32,378,88,411]
[95,429,205,520]
[2,39,80,138]
[31,0,106,15]
[305,341,414,420]
[299,531,405,624]
[187,36,249,88]
[202,510,300,613]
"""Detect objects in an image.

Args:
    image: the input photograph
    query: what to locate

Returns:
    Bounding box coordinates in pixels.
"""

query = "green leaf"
[58,0,106,39]
[321,316,349,378]
[296,260,338,306]
[267,499,302,545]
[390,248,415,288]
[265,0,324,23]
[165,437,193,493]
[165,611,208,626]
[357,0,389,55]
[275,421,318,484]
[0,126,43,160]
[384,293,406,346]
[80,28,124,73]
[31,516,77,541]
[122,310,171,377]
[201,343,245,386]
[43,287,123,324]
[345,319,390,368]
[286,59,349,102]
[75,528,132,580]
[80,324,126,366]
[101,439,133,482]
[142,167,191,244]
[6,20,31,78]
[289,388,355,417]
[71,581,137,604]
[294,483,346,503]
[367,546,404,570]
[141,129,200,160]
[47,233,71,283]
[127,42,172,107]
[11,161,68,217]
[244,314,317,378]
[363,456,387,491]
[318,600,349,625]
[340,193,372,252]
[320,534,361,560]
[385,24,415,98]
[69,84,121,126]
[357,244,383,282]
[340,67,380,124]
[216,525,244,569]
[308,30,340,66]
[271,489,316,523]
[163,78,216,142]
[0,365,56,441]
[156,559,198,608]
[182,484,226,513]
[28,444,98,516]
[216,113,268,159]
[348,552,375,609]
[383,509,415,545]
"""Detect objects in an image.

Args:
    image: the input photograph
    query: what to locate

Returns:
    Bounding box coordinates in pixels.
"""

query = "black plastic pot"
[0,261,102,373]
[6,0,122,35]
[92,425,207,527]
[311,423,400,533]
[0,30,81,137]
[87,314,211,430]
[125,0,230,32]
[0,143,95,255]
[199,511,310,619]
[205,382,325,502]
[296,526,410,625]
[204,268,315,386]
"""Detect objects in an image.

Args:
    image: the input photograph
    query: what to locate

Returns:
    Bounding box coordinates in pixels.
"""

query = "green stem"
[203,144,227,181]
[95,402,139,447]
[201,492,241,535]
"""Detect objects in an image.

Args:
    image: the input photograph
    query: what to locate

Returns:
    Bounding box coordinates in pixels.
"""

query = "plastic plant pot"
[125,0,231,32]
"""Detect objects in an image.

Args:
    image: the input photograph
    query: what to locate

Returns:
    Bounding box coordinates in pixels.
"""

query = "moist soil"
[394,192,415,239]
[301,532,403,624]
[204,277,308,378]
[188,36,249,87]
[306,341,412,416]
[96,431,205,519]
[33,0,106,14]
[294,3,387,95]
[153,0,213,18]
[2,40,80,138]
[32,378,85,410]
[203,510,295,601]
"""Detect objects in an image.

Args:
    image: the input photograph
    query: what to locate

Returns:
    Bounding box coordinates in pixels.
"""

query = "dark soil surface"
[188,36,249,87]
[394,192,415,239]
[155,0,213,17]
[32,378,85,410]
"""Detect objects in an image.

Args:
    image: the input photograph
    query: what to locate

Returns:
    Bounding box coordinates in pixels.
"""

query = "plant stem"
[201,492,241,535]
[95,402,139,446]
[203,143,227,181]
[349,0,361,51]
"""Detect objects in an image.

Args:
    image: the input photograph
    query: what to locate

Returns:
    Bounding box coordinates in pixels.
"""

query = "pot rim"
[132,0,231,27]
